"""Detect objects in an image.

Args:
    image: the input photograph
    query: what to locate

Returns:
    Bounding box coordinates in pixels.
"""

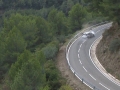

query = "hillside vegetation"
[0,0,103,90]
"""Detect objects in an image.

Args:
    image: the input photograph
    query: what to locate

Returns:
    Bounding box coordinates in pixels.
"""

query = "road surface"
[67,23,120,90]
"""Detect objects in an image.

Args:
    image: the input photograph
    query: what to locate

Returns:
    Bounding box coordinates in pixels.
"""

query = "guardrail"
[66,21,110,90]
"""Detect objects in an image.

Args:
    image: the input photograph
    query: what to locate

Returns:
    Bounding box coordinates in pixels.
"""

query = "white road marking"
[95,27,105,34]
[82,40,86,44]
[99,83,110,90]
[95,25,110,34]
[83,66,87,72]
[78,48,80,52]
[78,39,86,60]
[78,54,80,58]
[67,23,113,90]
[89,36,120,86]
[89,74,96,81]
[78,42,83,52]
[79,59,82,64]
[80,43,83,48]
[95,30,101,34]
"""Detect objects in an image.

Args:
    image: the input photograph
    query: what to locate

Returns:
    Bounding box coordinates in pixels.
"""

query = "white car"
[82,31,95,38]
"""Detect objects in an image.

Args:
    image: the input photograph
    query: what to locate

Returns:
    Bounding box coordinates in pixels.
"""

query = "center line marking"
[99,83,110,90]
[80,43,82,48]
[79,59,82,64]
[83,66,87,72]
[78,48,80,52]
[78,54,80,58]
[89,74,96,81]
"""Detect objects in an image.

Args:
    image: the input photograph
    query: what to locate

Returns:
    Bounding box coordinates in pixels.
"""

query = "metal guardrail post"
[82,79,83,84]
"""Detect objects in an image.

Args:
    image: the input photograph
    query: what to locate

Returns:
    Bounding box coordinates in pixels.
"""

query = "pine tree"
[10,57,46,90]
[69,3,87,31]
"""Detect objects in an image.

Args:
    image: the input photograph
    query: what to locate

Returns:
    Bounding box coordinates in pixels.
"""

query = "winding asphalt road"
[67,23,120,90]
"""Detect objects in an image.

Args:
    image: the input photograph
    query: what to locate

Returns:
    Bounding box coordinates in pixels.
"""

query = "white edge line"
[89,36,120,86]
[75,74,93,90]
[67,36,94,89]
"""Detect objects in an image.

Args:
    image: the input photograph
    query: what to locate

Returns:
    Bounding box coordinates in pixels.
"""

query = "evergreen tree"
[100,0,120,24]
[85,0,120,24]
[69,3,87,31]
[48,8,69,36]
[10,56,46,90]
[9,50,31,81]
[0,26,27,78]
[3,13,38,49]
[60,0,74,15]
[35,16,50,44]
[6,26,26,54]
[0,0,3,8]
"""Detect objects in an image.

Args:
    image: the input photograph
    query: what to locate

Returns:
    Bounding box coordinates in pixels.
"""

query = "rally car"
[82,31,95,38]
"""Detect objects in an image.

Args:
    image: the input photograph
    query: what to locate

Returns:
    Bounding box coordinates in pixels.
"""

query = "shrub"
[45,60,62,90]
[57,35,66,43]
[109,39,120,52]
[59,85,72,90]
[41,41,59,59]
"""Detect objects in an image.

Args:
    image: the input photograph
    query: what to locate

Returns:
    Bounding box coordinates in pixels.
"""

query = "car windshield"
[83,32,89,34]
[89,31,95,34]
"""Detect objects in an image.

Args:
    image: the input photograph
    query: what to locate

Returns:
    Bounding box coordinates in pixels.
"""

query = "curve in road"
[67,23,120,90]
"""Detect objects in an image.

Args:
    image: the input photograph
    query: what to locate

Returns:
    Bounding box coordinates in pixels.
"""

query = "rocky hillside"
[96,22,120,79]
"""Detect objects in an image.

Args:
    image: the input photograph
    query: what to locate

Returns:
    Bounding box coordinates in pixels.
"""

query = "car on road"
[82,31,95,38]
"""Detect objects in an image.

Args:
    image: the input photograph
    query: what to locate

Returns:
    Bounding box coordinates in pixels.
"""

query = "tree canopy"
[85,0,120,24]
[69,3,87,31]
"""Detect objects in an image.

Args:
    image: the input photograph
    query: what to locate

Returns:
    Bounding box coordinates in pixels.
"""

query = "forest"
[0,0,119,90]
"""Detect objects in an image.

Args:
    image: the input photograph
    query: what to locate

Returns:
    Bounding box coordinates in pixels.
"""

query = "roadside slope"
[96,23,120,80]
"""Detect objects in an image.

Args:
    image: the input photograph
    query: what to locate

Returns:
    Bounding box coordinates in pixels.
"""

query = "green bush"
[57,35,66,43]
[41,41,59,59]
[109,39,120,52]
[59,85,73,90]
[45,60,62,90]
